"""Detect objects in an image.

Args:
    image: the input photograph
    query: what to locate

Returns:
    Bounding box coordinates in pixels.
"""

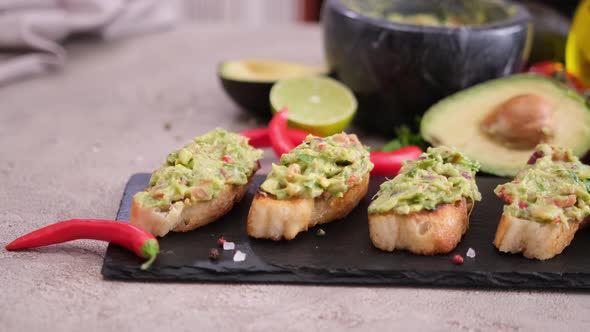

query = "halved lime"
[270,76,357,136]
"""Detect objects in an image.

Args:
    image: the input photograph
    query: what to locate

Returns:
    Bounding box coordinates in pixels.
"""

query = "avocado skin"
[321,0,532,136]
[219,77,273,118]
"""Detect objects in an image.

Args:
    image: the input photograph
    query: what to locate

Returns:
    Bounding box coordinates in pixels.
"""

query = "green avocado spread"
[368,146,481,215]
[494,144,590,224]
[385,13,476,27]
[343,0,512,28]
[259,133,373,199]
[134,128,263,209]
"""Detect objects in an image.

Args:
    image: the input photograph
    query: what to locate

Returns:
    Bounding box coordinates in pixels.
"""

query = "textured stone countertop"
[1,24,589,331]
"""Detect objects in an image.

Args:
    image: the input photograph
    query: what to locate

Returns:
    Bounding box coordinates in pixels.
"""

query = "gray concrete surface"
[1,23,589,332]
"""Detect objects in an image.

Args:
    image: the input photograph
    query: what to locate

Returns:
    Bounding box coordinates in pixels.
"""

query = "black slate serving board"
[102,174,590,289]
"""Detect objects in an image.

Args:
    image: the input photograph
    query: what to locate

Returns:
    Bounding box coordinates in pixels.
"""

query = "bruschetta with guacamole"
[131,128,263,237]
[247,133,373,240]
[368,146,481,254]
[493,144,590,260]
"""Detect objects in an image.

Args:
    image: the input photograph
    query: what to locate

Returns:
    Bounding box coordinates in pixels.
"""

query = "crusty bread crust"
[368,198,469,255]
[131,177,253,237]
[494,212,579,260]
[247,174,369,240]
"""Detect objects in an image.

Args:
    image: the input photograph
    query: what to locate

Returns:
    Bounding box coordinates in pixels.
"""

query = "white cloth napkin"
[0,0,180,85]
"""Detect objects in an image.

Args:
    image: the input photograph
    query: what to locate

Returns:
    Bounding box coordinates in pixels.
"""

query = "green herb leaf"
[297,154,313,163]
[381,125,427,151]
[405,169,417,178]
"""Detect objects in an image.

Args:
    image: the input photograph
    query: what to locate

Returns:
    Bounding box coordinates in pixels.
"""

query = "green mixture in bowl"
[343,0,513,27]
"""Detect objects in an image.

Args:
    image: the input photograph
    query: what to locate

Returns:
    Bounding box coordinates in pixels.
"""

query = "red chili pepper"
[370,146,422,176]
[528,61,561,75]
[5,219,159,270]
[241,127,310,148]
[251,110,422,175]
[528,61,585,91]
[268,108,296,157]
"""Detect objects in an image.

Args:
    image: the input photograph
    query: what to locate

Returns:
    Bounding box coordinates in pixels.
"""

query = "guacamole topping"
[385,13,476,27]
[368,146,481,215]
[134,128,263,209]
[259,133,373,199]
[494,144,590,224]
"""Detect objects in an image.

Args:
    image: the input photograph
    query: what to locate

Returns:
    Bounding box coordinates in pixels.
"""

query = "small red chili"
[241,127,310,148]
[268,108,296,157]
[152,192,164,199]
[453,254,464,265]
[518,201,528,209]
[221,155,233,163]
[370,146,422,176]
[528,61,585,91]
[217,236,226,246]
[528,61,562,75]
[5,219,159,270]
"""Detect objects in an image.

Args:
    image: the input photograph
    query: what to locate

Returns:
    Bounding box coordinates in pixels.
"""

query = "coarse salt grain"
[223,241,235,250]
[233,250,246,262]
[466,248,476,258]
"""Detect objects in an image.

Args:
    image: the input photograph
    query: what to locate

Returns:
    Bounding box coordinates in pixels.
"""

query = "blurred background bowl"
[321,0,533,136]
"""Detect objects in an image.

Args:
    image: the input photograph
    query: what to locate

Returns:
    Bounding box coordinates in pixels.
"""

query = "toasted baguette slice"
[494,212,579,260]
[131,177,253,237]
[368,198,470,255]
[247,174,369,240]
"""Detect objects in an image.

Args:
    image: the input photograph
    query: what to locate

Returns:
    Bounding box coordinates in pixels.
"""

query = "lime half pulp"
[270,76,357,136]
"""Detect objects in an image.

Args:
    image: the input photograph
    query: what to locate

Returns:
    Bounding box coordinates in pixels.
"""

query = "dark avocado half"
[421,74,590,177]
[218,60,327,117]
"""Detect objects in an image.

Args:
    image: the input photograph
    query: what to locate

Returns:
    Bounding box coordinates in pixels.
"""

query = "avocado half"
[218,60,327,117]
[420,74,590,177]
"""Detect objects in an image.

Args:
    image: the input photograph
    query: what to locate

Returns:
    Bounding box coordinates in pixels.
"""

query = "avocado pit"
[480,93,554,149]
